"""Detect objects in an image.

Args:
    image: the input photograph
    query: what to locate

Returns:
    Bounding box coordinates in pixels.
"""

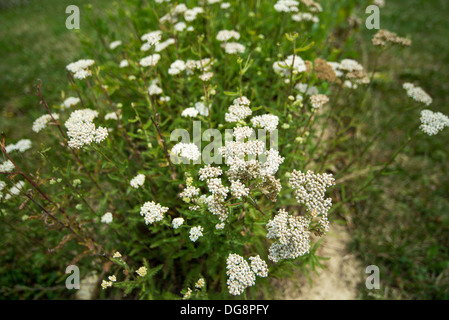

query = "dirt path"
[275,223,363,300]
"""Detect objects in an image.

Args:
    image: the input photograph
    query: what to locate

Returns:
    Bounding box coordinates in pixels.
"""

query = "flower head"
[130,174,145,188]
[32,114,59,133]
[189,226,204,242]
[171,143,201,161]
[140,201,169,225]
[101,212,113,224]
[172,217,185,229]
[64,109,108,149]
[420,109,449,136]
[226,253,256,295]
[136,266,147,277]
[66,59,95,80]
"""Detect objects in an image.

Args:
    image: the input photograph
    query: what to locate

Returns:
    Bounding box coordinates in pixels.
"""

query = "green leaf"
[295,41,315,53]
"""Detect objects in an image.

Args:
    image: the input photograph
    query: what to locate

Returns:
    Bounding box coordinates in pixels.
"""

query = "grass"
[0,0,112,141]
[349,0,449,299]
[0,0,113,299]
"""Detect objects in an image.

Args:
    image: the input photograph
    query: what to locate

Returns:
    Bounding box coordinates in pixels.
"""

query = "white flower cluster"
[130,173,145,188]
[266,208,311,262]
[338,59,364,73]
[140,201,169,225]
[140,53,161,67]
[295,83,319,101]
[289,170,335,233]
[101,212,113,224]
[168,58,214,79]
[300,0,323,12]
[0,160,15,173]
[221,2,231,9]
[274,0,299,12]
[154,38,176,52]
[419,109,449,136]
[296,83,319,96]
[148,79,163,95]
[32,114,59,133]
[309,94,329,109]
[219,140,265,161]
[292,12,319,23]
[226,253,268,296]
[374,0,386,8]
[180,186,200,199]
[184,7,204,22]
[230,179,250,199]
[222,42,246,54]
[216,30,244,55]
[249,255,269,277]
[172,217,185,229]
[181,107,199,118]
[109,40,122,50]
[168,59,186,75]
[62,97,80,109]
[328,59,370,85]
[403,83,433,106]
[189,225,204,242]
[260,149,285,176]
[66,59,95,80]
[136,266,147,277]
[104,111,121,121]
[10,181,25,197]
[207,178,229,198]
[0,181,6,200]
[215,114,284,203]
[186,58,214,73]
[273,55,307,77]
[64,109,108,149]
[199,165,223,181]
[174,21,186,32]
[199,72,214,82]
[226,253,255,295]
[225,96,252,123]
[119,59,129,68]
[2,180,25,201]
[101,280,114,289]
[216,30,240,42]
[250,114,279,133]
[5,139,32,153]
[159,4,204,24]
[195,102,209,117]
[195,278,206,289]
[141,30,162,49]
[232,126,254,141]
[171,142,201,161]
[200,194,228,222]
[182,288,192,299]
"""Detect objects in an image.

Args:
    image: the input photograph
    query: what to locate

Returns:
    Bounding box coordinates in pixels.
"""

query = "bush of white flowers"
[1,0,447,299]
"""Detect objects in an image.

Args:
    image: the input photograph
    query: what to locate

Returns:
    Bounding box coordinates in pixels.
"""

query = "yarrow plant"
[1,0,447,301]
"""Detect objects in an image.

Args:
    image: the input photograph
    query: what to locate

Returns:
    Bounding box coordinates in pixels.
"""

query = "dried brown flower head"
[372,29,412,47]
[314,58,338,83]
[346,69,370,84]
